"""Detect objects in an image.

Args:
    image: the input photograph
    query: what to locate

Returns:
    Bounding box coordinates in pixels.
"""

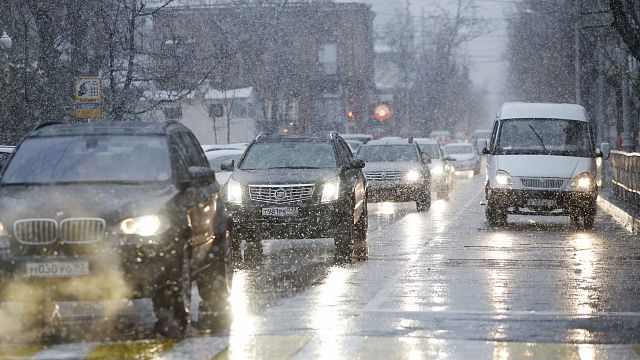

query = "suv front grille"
[520,177,566,189]
[13,218,106,245]
[249,184,315,204]
[365,171,404,181]
[60,218,106,244]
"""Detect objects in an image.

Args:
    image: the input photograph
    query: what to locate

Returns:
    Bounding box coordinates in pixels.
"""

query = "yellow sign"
[75,103,102,119]
[74,77,102,104]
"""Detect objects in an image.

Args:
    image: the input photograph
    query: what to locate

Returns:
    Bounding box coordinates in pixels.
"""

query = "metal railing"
[611,150,640,206]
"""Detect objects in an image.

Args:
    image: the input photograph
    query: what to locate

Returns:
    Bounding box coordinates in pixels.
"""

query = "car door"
[337,139,366,222]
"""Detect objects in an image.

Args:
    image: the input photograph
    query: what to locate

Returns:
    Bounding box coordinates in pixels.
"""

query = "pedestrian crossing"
[2,336,640,359]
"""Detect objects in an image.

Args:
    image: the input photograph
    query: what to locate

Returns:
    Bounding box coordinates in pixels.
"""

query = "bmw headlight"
[570,172,593,191]
[406,170,421,182]
[495,170,513,187]
[227,179,243,204]
[321,178,340,203]
[117,215,169,237]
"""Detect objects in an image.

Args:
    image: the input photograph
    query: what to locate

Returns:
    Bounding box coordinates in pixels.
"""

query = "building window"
[231,101,248,118]
[163,106,182,120]
[208,103,224,118]
[319,43,337,75]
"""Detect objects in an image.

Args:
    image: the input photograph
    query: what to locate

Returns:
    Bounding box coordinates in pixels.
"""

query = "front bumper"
[487,188,597,215]
[453,161,477,171]
[227,201,349,239]
[367,181,428,202]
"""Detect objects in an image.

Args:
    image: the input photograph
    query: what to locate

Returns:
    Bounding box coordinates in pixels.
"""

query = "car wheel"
[353,201,368,261]
[486,200,507,226]
[196,228,233,320]
[416,192,431,212]
[152,244,192,338]
[583,213,595,230]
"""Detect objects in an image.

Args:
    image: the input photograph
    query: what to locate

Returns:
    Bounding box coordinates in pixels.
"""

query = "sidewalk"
[598,182,640,235]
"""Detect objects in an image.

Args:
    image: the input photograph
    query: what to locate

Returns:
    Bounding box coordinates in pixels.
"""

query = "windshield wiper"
[528,125,548,153]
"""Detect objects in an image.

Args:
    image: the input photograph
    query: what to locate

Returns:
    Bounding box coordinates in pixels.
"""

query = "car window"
[240,142,337,169]
[418,144,441,159]
[170,133,190,181]
[444,145,474,154]
[337,139,353,164]
[358,145,418,162]
[3,136,171,184]
[179,131,208,168]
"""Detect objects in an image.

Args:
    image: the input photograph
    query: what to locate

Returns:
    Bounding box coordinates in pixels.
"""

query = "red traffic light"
[373,103,392,122]
[346,111,355,119]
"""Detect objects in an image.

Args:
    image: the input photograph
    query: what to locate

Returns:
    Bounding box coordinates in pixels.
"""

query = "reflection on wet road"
[4,172,640,358]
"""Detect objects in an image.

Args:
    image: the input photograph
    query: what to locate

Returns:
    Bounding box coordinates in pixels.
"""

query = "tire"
[416,191,431,212]
[569,213,581,227]
[353,202,369,261]
[196,228,233,318]
[486,200,507,226]
[152,245,192,338]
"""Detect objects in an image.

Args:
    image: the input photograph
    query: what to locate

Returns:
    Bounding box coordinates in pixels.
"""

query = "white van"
[482,102,610,228]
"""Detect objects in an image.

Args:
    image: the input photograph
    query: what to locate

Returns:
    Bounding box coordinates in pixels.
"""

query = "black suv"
[223,132,368,258]
[0,122,232,336]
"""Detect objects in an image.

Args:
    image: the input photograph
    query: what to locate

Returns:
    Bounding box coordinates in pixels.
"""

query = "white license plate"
[25,261,89,277]
[261,207,299,217]
[527,199,557,207]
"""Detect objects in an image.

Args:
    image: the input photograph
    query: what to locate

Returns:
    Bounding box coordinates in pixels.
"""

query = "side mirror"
[477,139,488,154]
[482,147,490,155]
[349,159,365,169]
[220,159,235,171]
[187,166,215,185]
[598,142,610,160]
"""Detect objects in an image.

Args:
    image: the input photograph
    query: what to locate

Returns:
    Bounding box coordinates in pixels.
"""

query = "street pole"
[574,22,581,104]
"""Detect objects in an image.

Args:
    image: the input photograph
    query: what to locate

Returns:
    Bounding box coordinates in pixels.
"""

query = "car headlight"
[321,178,340,203]
[0,223,8,255]
[0,222,7,237]
[117,215,168,237]
[227,179,243,204]
[431,166,444,176]
[495,170,513,187]
[570,172,593,191]
[406,170,421,182]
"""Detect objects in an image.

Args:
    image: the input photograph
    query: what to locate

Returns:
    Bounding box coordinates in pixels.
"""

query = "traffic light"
[346,110,356,119]
[373,103,392,122]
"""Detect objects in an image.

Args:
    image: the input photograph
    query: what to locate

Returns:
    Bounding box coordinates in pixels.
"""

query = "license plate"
[527,199,557,207]
[261,207,299,217]
[25,261,89,277]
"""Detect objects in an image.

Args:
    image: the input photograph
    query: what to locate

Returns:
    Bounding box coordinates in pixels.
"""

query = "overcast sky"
[340,0,516,124]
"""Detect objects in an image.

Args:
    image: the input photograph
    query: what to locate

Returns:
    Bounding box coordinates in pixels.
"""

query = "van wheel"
[486,201,507,226]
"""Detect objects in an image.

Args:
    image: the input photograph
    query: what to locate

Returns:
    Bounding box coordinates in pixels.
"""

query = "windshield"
[495,118,593,157]
[445,145,474,155]
[357,145,418,162]
[418,144,441,159]
[240,142,337,169]
[2,136,171,184]
[208,154,243,171]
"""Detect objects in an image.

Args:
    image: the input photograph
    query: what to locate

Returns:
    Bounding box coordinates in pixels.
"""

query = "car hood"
[363,161,421,172]
[231,168,339,185]
[496,155,591,178]
[215,171,232,185]
[0,183,178,224]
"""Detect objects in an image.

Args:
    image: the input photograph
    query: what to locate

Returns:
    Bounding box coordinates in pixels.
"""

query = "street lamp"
[0,32,11,51]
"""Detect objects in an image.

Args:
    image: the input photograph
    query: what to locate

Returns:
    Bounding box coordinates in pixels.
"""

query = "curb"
[597,196,640,235]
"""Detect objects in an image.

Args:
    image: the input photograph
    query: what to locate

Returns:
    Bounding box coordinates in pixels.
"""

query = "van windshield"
[495,119,594,157]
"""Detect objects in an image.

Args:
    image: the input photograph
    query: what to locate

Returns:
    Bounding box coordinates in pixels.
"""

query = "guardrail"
[611,150,640,206]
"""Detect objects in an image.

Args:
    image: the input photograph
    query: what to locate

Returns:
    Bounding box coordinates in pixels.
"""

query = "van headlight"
[117,215,169,237]
[495,170,513,187]
[406,170,421,182]
[570,172,593,191]
[321,178,340,203]
[227,179,243,204]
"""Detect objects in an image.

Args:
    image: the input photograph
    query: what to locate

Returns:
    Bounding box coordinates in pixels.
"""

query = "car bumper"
[487,188,597,215]
[367,181,427,202]
[227,201,349,239]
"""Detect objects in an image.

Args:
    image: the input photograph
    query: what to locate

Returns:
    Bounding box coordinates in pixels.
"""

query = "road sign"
[75,77,102,103]
[75,103,102,118]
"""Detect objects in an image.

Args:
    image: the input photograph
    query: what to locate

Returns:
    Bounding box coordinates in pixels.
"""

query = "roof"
[365,138,415,146]
[413,138,438,145]
[254,135,332,143]
[27,121,179,137]
[499,102,588,122]
[205,149,245,159]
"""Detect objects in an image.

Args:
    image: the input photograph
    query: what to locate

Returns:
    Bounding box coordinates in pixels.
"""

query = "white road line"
[30,342,100,360]
[156,336,228,360]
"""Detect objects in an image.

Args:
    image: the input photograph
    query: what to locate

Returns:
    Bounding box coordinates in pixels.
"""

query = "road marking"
[30,342,100,360]
[157,336,228,360]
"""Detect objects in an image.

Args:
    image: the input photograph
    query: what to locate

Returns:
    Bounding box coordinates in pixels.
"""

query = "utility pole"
[574,22,581,104]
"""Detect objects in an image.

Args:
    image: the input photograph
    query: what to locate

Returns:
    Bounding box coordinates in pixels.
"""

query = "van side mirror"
[220,159,235,171]
[598,142,610,160]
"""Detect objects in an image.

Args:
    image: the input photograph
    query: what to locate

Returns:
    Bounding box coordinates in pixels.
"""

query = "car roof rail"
[255,132,269,141]
[32,121,66,131]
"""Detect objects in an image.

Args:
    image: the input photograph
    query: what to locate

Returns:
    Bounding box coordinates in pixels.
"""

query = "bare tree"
[610,0,640,62]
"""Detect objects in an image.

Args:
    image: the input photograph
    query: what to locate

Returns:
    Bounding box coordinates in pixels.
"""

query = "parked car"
[482,102,610,228]
[357,138,432,211]
[223,132,368,259]
[206,149,245,185]
[0,121,233,337]
[444,142,481,175]
[414,138,455,199]
[201,142,248,152]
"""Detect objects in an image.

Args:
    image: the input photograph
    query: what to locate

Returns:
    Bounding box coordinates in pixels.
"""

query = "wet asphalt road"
[3,170,640,359]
